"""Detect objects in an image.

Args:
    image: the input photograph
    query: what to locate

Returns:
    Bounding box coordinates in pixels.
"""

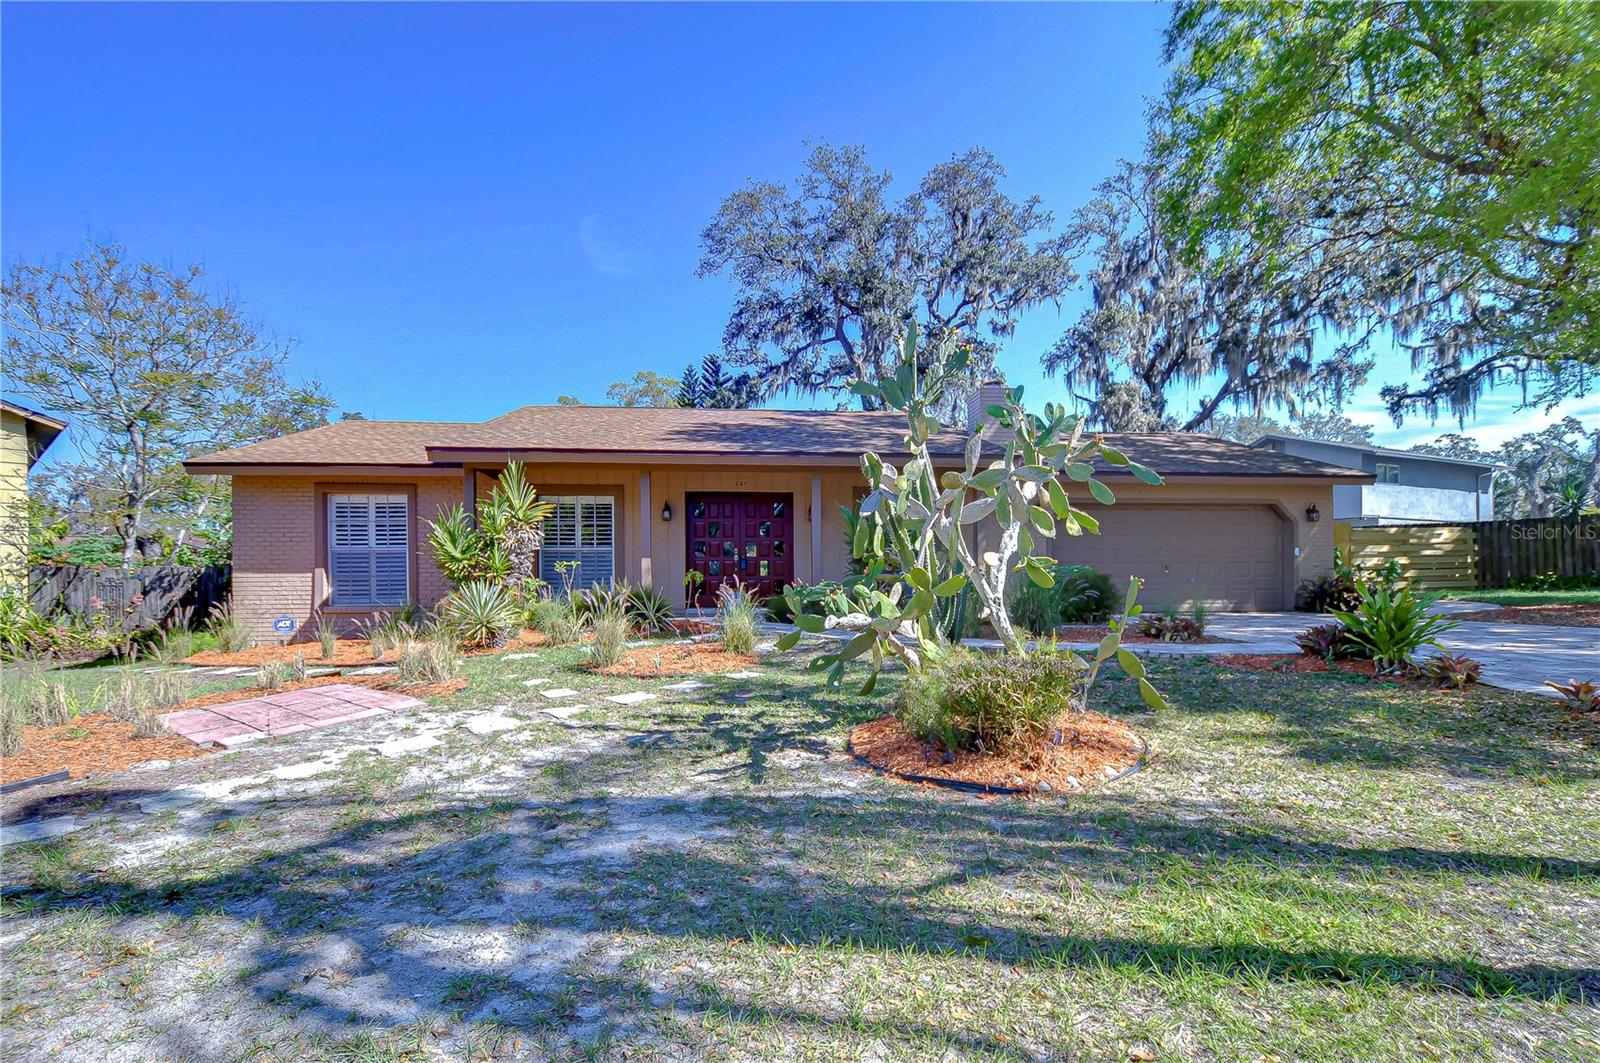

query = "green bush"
[526,596,583,645]
[1005,563,1117,635]
[588,608,634,667]
[316,615,339,659]
[441,581,519,649]
[1331,583,1459,673]
[205,601,253,654]
[397,638,460,685]
[717,585,760,656]
[897,648,1086,755]
[625,584,674,633]
[0,590,57,660]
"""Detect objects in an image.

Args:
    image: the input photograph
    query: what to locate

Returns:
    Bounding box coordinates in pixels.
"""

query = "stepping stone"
[604,691,656,706]
[540,703,589,720]
[211,666,254,676]
[723,671,763,680]
[521,678,550,687]
[2,816,85,847]
[346,665,395,676]
[539,687,580,700]
[463,711,522,736]
[375,734,440,758]
[754,642,778,654]
[503,652,540,660]
[661,680,707,692]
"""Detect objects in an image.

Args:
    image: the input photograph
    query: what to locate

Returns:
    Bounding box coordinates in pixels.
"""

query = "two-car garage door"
[1051,504,1288,612]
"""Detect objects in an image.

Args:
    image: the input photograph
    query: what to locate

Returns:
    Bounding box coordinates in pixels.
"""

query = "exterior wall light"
[661,501,672,522]
[1305,503,1320,523]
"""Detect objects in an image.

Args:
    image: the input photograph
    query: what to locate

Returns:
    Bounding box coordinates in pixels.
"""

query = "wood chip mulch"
[594,644,758,677]
[3,713,212,783]
[1450,604,1600,628]
[1054,625,1230,645]
[849,712,1144,796]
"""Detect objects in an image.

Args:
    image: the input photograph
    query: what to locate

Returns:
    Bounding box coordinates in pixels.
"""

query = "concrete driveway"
[1205,603,1600,698]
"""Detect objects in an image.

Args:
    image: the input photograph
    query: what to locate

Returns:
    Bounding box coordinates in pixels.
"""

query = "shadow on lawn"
[4,784,1596,1057]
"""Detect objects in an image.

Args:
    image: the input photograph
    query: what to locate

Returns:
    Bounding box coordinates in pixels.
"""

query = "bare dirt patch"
[849,712,1143,795]
[1451,604,1600,628]
[3,713,212,782]
[594,643,757,677]
[1055,624,1231,645]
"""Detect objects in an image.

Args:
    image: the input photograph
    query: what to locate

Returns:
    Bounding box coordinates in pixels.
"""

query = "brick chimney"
[965,378,1013,442]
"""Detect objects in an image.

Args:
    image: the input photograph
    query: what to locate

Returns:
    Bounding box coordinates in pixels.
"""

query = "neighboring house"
[184,386,1369,641]
[1,399,66,589]
[1249,434,1497,526]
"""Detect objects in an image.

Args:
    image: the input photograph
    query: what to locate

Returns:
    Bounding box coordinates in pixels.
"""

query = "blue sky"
[3,2,1588,456]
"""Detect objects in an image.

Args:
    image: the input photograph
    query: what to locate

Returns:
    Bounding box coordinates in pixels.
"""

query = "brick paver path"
[160,684,426,748]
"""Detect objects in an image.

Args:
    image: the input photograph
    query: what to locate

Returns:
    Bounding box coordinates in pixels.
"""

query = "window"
[328,494,409,607]
[1376,462,1401,484]
[539,495,615,593]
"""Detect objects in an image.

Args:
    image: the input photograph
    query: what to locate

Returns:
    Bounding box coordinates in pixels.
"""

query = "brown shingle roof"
[185,406,1369,479]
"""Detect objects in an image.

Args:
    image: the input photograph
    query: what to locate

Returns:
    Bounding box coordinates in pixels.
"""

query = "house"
[1,399,66,588]
[1248,434,1497,526]
[183,387,1370,641]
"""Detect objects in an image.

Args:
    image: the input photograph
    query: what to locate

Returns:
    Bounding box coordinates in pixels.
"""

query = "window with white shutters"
[328,494,409,607]
[538,495,615,594]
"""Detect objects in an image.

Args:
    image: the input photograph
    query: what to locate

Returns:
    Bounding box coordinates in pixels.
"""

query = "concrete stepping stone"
[375,734,440,758]
[346,665,396,676]
[539,687,580,699]
[723,671,763,680]
[605,691,657,706]
[521,678,550,687]
[661,680,707,692]
[539,703,589,720]
[2,816,85,847]
[503,652,540,660]
[463,711,522,736]
[754,642,778,655]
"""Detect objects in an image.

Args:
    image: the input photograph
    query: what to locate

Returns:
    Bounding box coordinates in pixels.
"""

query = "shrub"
[897,649,1085,755]
[1137,614,1205,642]
[526,596,583,646]
[0,696,26,756]
[205,602,253,654]
[258,660,293,691]
[1295,623,1354,659]
[1420,652,1482,690]
[1007,579,1059,638]
[1296,552,1362,613]
[1,590,64,660]
[441,581,518,649]
[397,638,460,685]
[717,583,760,656]
[765,581,852,624]
[1545,679,1599,711]
[1053,565,1117,624]
[588,608,634,668]
[1331,583,1458,673]
[316,616,338,660]
[147,628,196,665]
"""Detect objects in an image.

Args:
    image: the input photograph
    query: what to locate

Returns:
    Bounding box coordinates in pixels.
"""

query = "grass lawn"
[2,641,1597,1061]
[1439,587,1600,607]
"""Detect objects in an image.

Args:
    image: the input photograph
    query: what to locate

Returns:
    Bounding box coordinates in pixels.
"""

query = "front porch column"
[463,467,477,513]
[811,473,823,584]
[639,471,653,588]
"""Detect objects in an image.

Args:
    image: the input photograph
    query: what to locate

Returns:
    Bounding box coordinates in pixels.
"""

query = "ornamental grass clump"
[526,597,583,646]
[587,608,634,668]
[397,638,460,686]
[897,649,1086,756]
[717,583,760,656]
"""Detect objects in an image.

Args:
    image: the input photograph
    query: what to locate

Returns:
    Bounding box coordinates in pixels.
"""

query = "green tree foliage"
[3,241,333,566]
[675,353,754,409]
[1158,1,1600,421]
[605,370,681,408]
[1048,160,1371,431]
[699,144,1076,411]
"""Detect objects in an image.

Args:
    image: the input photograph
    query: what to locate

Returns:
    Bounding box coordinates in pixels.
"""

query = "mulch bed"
[1216,653,1442,687]
[184,630,549,668]
[1055,625,1230,645]
[849,712,1144,796]
[594,643,758,677]
[3,713,213,783]
[1451,604,1600,628]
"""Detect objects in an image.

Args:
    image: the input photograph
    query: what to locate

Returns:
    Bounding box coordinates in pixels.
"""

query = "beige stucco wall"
[228,463,1340,641]
[1,411,32,589]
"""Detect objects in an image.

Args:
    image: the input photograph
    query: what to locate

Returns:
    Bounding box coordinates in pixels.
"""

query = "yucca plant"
[1330,583,1459,673]
[441,580,520,649]
[626,584,675,634]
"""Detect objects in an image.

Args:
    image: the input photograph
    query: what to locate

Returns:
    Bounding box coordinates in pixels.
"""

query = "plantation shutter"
[328,494,409,607]
[538,495,615,593]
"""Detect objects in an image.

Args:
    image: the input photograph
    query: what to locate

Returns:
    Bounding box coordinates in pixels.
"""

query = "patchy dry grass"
[1,640,1596,1061]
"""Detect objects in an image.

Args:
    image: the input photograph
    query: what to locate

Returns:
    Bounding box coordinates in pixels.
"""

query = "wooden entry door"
[686,493,794,606]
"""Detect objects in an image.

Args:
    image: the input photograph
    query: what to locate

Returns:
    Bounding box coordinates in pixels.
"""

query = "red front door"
[686,493,794,606]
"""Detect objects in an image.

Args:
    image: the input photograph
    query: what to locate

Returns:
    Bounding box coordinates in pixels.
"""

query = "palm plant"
[427,461,552,593]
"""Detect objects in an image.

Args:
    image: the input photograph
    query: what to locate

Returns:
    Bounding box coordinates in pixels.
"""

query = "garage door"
[1051,504,1287,612]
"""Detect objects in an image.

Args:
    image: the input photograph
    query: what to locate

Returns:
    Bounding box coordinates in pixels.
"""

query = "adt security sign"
[272,615,296,636]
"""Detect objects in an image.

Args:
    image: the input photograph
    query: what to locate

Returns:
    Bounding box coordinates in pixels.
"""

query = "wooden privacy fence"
[1334,523,1479,589]
[1470,516,1600,587]
[28,564,231,629]
[1336,517,1600,589]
